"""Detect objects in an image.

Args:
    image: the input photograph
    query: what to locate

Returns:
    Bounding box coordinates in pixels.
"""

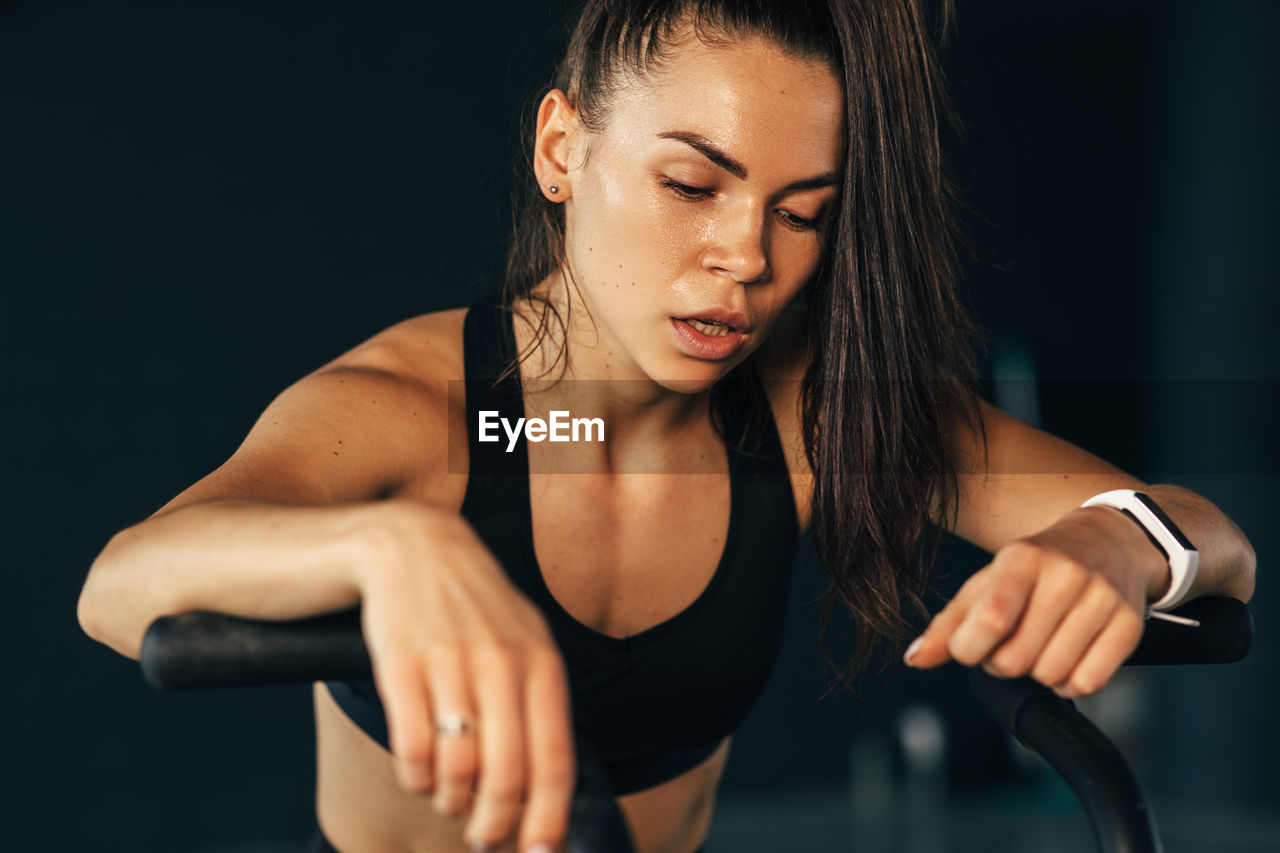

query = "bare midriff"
[314,682,731,853]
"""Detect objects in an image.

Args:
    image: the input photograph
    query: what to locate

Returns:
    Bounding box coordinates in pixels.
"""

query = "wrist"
[352,499,471,593]
[348,500,431,593]
[1080,489,1199,611]
[1084,505,1171,601]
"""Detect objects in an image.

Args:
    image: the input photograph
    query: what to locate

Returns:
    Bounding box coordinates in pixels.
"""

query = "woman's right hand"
[354,499,574,853]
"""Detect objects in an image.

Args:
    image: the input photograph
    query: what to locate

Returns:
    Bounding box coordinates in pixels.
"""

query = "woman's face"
[536,31,844,392]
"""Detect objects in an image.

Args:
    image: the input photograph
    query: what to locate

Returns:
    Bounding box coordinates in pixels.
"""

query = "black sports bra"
[325,292,799,795]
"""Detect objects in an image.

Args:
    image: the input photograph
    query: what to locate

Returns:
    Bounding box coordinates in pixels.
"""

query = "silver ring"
[435,713,477,738]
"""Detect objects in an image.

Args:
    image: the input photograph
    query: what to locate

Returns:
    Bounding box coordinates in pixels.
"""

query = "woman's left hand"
[903,506,1171,698]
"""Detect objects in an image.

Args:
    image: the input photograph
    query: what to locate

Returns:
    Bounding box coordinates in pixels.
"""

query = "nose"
[701,201,770,284]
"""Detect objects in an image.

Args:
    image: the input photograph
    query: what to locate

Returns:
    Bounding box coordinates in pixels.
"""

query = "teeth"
[686,318,732,336]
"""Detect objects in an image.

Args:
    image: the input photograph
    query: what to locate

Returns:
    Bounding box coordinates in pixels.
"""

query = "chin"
[648,360,731,395]
[653,376,717,395]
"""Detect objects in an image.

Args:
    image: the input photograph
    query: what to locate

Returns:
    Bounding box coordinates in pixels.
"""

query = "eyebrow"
[655,129,841,192]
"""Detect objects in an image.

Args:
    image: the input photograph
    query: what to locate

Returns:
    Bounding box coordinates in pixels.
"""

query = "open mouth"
[681,317,735,336]
[670,317,745,361]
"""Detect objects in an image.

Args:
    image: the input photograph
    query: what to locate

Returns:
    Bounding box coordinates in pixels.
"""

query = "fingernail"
[525,846,553,853]
[903,635,925,665]
[469,842,495,853]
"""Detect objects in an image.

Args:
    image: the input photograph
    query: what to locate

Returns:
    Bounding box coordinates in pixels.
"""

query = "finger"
[464,646,528,851]
[518,645,576,853]
[1029,577,1123,688]
[375,652,436,794]
[1055,606,1144,699]
[904,568,990,668]
[947,551,1039,667]
[426,645,480,818]
[983,559,1091,679]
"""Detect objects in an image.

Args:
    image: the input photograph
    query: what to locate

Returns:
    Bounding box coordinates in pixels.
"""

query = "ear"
[533,89,580,201]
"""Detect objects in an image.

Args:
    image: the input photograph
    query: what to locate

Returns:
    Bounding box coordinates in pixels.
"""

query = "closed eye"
[658,177,819,233]
[659,177,713,200]
[779,211,819,231]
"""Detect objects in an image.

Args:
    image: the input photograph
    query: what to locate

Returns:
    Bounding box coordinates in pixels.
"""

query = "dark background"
[5,0,1276,850]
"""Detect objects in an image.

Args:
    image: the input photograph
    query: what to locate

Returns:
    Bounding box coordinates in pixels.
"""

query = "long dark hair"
[501,0,990,685]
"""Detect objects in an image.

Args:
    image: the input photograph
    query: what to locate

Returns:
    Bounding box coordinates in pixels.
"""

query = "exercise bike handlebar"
[969,596,1254,853]
[140,607,368,691]
[139,596,1253,853]
[139,607,638,853]
[138,596,1253,700]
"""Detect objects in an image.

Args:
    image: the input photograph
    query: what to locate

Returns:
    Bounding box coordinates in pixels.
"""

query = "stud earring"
[549,184,559,194]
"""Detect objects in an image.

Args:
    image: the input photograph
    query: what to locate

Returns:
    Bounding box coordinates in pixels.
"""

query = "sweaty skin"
[316,29,836,853]
[82,17,1257,853]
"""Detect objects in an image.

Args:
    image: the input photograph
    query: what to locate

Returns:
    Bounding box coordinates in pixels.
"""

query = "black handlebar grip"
[567,748,642,853]
[139,610,640,853]
[969,596,1253,760]
[968,596,1253,853]
[970,670,1162,853]
[140,609,371,690]
[1127,597,1253,666]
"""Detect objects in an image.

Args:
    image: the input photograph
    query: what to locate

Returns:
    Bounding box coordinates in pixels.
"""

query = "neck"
[510,270,717,470]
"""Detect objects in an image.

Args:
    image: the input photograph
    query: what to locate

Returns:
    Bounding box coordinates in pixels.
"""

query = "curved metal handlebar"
[969,596,1254,853]
[139,608,637,853]
[141,597,1253,853]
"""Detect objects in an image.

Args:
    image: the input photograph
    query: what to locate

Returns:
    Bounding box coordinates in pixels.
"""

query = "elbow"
[77,580,134,660]
[77,550,109,645]
[1226,511,1258,604]
[1235,538,1258,604]
[75,580,100,645]
[77,536,144,661]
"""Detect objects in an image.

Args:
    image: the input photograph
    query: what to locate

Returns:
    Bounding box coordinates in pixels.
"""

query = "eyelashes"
[659,177,714,200]
[657,177,819,232]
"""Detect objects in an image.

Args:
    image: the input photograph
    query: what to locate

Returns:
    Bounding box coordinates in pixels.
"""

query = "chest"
[526,447,732,642]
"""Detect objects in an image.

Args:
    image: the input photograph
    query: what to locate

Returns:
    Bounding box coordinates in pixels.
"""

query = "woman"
[76,1,1256,852]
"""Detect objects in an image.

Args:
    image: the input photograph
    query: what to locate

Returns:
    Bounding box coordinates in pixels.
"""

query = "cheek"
[651,203,705,266]
[574,167,695,285]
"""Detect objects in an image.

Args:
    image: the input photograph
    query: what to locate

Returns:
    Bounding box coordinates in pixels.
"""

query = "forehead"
[605,33,845,171]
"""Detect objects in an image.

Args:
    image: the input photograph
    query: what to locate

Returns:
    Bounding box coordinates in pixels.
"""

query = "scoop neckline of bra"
[481,299,744,649]
[518,455,741,650]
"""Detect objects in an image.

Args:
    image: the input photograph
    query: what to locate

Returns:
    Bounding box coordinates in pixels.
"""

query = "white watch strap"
[1081,489,1199,612]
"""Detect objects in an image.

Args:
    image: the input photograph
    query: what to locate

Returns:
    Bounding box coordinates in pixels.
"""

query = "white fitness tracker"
[1081,489,1200,623]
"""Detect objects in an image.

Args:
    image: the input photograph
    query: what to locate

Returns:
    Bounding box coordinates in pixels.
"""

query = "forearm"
[1139,483,1256,604]
[77,498,403,660]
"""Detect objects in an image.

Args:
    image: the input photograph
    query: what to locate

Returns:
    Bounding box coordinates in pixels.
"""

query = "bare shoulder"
[153,306,472,517]
[319,307,468,385]
[749,302,814,531]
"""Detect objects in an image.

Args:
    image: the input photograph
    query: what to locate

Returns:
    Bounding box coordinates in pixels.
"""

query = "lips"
[675,306,750,333]
[670,317,746,360]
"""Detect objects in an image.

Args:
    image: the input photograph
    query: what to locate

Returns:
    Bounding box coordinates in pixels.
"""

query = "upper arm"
[751,305,1145,549]
[940,398,1149,554]
[151,323,461,518]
